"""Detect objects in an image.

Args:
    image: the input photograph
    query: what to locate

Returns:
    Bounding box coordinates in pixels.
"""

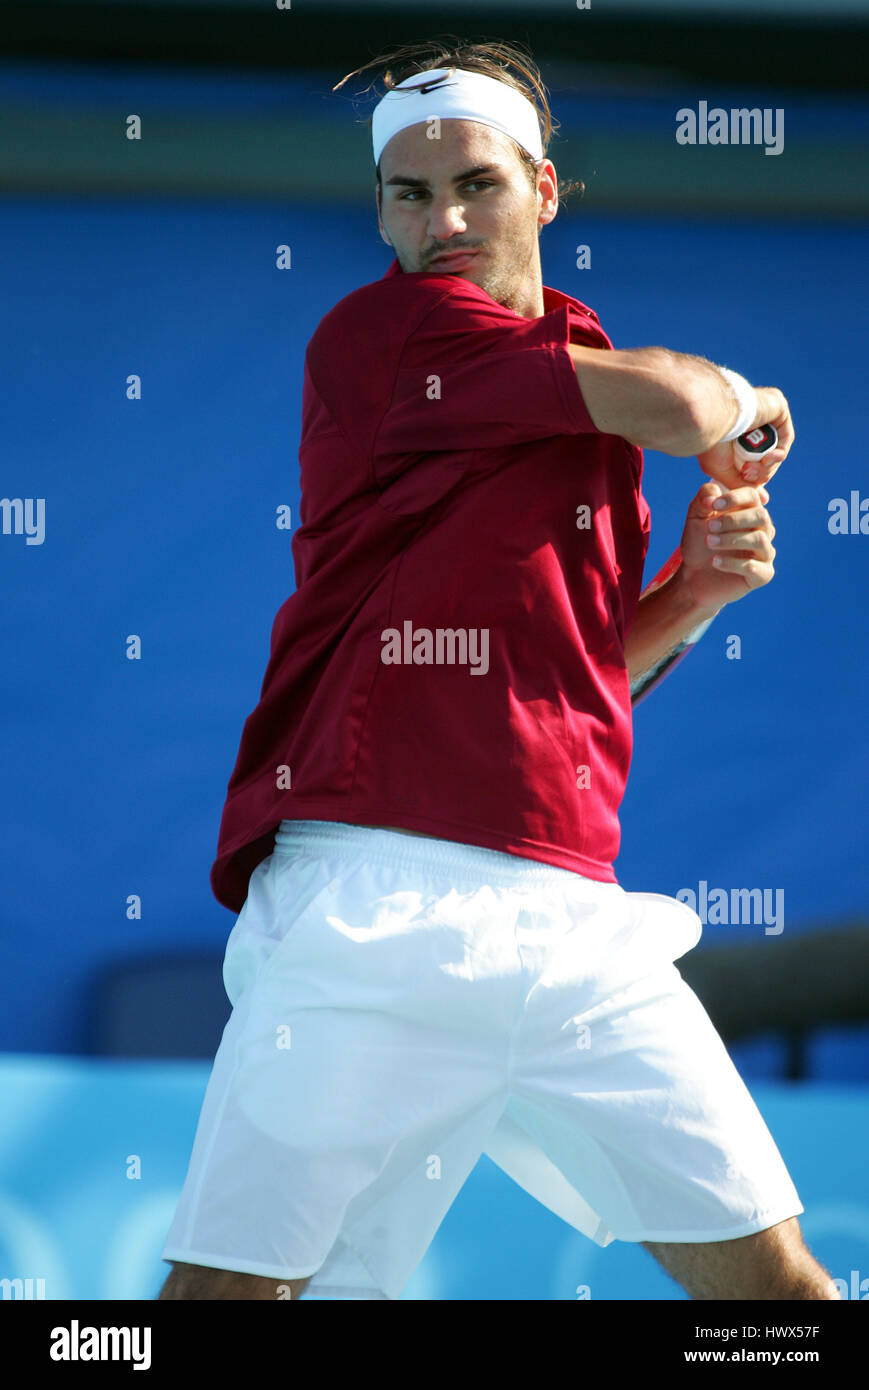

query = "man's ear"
[376,186,392,246]
[537,159,559,230]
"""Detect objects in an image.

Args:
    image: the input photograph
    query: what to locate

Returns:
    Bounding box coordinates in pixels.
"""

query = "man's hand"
[676,479,777,613]
[696,386,794,490]
[626,477,777,702]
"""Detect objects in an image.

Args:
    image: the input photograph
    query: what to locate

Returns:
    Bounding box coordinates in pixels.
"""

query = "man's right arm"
[567,343,788,462]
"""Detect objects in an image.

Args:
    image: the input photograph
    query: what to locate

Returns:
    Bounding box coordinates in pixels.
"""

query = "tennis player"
[159,41,838,1301]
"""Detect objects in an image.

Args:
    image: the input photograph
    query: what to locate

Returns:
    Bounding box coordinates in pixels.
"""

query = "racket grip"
[733,424,778,467]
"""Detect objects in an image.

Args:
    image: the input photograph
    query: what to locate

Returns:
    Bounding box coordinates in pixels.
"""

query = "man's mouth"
[427,250,480,271]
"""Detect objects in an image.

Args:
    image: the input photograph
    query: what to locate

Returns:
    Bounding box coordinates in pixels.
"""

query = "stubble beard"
[458,223,539,316]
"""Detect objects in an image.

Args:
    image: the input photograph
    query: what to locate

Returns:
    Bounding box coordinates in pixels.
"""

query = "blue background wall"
[1,51,867,1300]
[3,197,868,1074]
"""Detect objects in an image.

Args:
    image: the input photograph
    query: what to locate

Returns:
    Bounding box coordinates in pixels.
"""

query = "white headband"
[371,67,544,167]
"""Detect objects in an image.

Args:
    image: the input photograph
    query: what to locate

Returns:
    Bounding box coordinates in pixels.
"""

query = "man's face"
[376,119,557,317]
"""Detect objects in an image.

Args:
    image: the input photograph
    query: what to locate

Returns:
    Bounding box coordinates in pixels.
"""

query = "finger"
[740,453,784,486]
[774,395,794,451]
[710,555,775,588]
[706,529,775,560]
[702,485,770,514]
[754,388,794,451]
[706,505,775,534]
[740,407,793,483]
[762,417,794,457]
[690,481,732,517]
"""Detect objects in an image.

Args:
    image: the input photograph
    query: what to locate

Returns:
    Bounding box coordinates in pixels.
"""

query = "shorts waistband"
[273,819,620,892]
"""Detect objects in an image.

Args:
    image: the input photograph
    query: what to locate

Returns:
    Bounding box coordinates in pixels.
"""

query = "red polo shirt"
[210,257,651,913]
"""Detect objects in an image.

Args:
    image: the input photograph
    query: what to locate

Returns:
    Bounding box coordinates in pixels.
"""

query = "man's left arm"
[626,479,776,706]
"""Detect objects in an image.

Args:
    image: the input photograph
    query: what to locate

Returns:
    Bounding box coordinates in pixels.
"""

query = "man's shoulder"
[309,268,509,354]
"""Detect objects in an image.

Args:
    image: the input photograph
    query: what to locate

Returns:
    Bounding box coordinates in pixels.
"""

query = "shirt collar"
[381,256,602,329]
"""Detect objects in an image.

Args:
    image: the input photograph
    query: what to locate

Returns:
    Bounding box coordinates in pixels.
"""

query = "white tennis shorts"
[161,820,803,1299]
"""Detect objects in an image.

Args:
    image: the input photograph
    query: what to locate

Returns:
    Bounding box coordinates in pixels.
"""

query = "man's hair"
[333,35,584,204]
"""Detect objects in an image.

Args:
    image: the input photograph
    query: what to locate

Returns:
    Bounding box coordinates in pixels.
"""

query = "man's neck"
[493,274,545,320]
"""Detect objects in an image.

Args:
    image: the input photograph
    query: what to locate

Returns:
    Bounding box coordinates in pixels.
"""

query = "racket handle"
[733,423,778,467]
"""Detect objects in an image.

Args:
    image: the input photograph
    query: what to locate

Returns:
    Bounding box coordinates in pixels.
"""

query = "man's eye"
[399,181,493,200]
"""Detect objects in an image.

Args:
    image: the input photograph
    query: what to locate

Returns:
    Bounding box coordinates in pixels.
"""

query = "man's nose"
[426,196,468,239]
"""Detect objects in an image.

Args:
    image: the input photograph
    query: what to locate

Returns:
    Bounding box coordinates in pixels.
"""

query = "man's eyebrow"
[383,163,503,188]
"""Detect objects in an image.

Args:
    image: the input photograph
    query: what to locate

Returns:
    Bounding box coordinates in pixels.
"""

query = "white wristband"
[717,367,758,443]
